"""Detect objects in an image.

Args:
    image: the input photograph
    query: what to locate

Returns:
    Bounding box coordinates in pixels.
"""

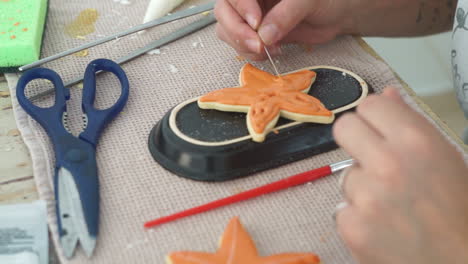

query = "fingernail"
[336,201,349,211]
[332,201,349,221]
[245,13,258,29]
[245,39,261,53]
[258,24,279,45]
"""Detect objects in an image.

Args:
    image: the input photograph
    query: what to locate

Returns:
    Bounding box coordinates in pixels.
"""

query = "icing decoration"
[142,0,186,24]
[166,217,321,264]
[65,8,98,39]
[73,49,89,57]
[198,63,334,142]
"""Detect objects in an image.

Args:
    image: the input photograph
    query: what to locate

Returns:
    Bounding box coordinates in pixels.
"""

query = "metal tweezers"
[21,1,216,102]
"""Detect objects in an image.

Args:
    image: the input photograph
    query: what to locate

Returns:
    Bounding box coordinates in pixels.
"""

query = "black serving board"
[149,68,369,181]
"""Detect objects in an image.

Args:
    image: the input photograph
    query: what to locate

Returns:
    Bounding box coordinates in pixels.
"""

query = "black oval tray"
[149,66,369,181]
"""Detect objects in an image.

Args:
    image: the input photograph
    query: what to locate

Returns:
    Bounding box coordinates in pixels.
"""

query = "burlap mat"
[6,0,467,263]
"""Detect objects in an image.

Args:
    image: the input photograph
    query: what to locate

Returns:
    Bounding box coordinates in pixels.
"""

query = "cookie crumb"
[148,49,161,55]
[198,37,204,47]
[7,129,20,137]
[0,91,10,98]
[16,162,28,168]
[73,49,89,57]
[169,64,178,73]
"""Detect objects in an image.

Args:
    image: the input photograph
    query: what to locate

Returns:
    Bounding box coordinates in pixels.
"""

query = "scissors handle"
[79,59,129,146]
[16,68,70,139]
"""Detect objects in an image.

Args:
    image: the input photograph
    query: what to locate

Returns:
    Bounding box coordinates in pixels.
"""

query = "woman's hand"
[214,0,456,61]
[214,0,353,60]
[333,87,468,264]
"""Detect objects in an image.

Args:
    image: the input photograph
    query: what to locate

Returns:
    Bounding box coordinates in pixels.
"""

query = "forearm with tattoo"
[347,0,457,36]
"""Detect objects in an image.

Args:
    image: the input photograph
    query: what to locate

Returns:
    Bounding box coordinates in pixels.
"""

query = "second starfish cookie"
[198,63,334,142]
[166,217,321,264]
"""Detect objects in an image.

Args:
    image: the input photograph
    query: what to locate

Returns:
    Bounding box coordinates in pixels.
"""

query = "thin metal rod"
[263,46,280,76]
[27,14,217,102]
[19,2,215,71]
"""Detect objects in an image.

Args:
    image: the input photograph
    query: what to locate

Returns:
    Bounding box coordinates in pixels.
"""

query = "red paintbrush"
[144,159,354,228]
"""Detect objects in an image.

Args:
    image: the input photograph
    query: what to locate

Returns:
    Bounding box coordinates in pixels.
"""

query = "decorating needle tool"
[256,4,281,77]
[18,1,215,71]
[24,14,216,103]
[264,46,280,76]
[144,159,354,228]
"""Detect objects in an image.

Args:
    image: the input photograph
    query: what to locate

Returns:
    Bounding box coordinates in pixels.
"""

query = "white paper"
[0,200,48,264]
[0,251,39,264]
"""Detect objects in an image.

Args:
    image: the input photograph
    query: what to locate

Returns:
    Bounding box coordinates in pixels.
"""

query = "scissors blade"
[58,167,96,258]
[19,1,215,71]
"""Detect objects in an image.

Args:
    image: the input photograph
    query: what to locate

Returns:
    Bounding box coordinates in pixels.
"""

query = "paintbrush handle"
[144,160,353,228]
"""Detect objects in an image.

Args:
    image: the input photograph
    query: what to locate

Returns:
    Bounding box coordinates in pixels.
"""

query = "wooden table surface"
[0,74,37,205]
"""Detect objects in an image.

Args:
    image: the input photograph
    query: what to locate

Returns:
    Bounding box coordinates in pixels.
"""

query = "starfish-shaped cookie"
[166,217,321,264]
[198,63,334,142]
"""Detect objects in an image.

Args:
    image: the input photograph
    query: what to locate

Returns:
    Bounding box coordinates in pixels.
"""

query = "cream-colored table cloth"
[6,0,467,263]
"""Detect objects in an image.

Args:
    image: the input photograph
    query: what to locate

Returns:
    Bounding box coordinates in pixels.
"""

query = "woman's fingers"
[258,0,311,45]
[281,23,340,45]
[355,92,434,144]
[216,24,267,61]
[333,112,385,166]
[227,0,263,29]
[215,0,263,53]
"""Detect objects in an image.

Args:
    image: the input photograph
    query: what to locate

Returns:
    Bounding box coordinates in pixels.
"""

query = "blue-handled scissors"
[16,59,129,258]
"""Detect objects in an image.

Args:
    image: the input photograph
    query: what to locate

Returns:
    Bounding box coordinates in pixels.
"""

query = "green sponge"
[0,0,48,72]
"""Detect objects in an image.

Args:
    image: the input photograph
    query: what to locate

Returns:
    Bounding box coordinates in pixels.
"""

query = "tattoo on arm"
[416,1,425,23]
[415,0,457,33]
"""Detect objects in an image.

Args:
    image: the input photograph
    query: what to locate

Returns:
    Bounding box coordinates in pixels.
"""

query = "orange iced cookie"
[198,63,334,142]
[166,217,321,264]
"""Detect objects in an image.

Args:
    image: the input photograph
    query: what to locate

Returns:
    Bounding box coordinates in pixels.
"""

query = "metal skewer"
[26,14,216,102]
[263,46,280,76]
[19,1,215,71]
